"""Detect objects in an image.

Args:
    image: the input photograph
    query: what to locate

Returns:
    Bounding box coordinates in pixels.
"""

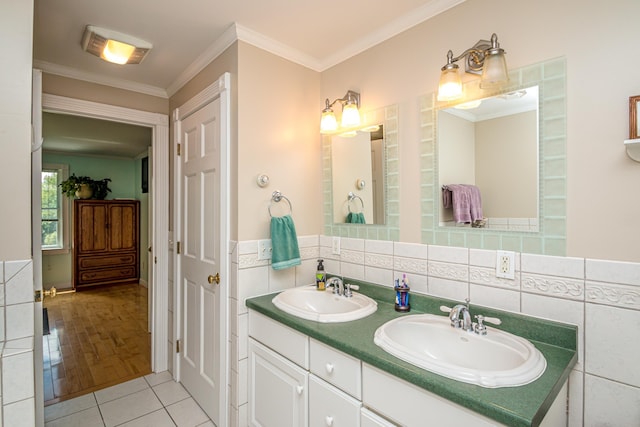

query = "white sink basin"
[374,314,546,388]
[272,285,377,323]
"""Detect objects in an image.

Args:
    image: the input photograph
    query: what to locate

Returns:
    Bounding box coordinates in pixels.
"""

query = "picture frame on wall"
[629,95,640,139]
[141,156,148,193]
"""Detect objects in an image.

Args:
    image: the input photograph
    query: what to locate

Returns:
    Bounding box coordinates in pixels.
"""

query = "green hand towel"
[346,212,366,223]
[270,214,301,270]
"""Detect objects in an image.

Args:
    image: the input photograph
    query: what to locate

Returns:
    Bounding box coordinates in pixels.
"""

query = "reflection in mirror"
[323,104,399,241]
[438,86,539,232]
[331,126,384,224]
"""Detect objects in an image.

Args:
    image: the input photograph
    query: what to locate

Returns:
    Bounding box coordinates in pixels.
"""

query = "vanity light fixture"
[437,33,509,102]
[82,25,152,65]
[320,90,361,133]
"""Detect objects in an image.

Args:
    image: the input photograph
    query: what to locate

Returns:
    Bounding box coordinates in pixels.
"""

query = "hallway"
[43,283,151,405]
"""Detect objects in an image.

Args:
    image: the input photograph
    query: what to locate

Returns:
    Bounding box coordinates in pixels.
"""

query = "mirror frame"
[323,104,399,240]
[420,57,567,255]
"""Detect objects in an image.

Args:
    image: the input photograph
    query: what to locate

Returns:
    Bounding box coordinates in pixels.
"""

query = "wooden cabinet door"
[107,202,138,251]
[75,201,109,254]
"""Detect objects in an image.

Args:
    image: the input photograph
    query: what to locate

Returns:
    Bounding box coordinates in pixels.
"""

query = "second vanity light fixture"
[320,90,361,134]
[437,33,509,102]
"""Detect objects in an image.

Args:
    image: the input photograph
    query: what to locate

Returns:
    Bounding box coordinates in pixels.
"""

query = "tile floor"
[44,371,214,427]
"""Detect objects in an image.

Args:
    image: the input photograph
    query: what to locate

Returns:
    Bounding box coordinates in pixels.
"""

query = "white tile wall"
[1,259,35,427]
[229,236,640,427]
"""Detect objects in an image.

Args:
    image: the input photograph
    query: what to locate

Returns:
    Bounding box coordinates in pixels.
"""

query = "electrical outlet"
[332,236,341,255]
[496,250,515,279]
[257,239,272,260]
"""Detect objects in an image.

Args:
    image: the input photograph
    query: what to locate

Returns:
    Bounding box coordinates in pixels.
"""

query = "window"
[42,164,69,252]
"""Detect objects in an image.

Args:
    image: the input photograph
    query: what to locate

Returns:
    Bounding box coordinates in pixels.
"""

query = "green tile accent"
[420,57,567,255]
[247,280,577,427]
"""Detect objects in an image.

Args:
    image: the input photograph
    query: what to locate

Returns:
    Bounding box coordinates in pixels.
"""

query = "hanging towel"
[442,184,483,223]
[270,214,301,270]
[346,212,366,224]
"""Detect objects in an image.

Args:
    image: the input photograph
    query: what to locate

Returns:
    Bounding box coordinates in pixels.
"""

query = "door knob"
[208,273,220,284]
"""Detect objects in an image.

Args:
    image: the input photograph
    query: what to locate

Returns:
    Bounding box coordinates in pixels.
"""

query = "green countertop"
[246,279,578,427]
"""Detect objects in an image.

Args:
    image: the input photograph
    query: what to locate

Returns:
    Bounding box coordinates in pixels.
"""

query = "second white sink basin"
[374,314,546,388]
[272,285,377,323]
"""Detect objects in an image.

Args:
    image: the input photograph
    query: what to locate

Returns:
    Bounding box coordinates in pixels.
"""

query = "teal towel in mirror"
[346,212,366,223]
[270,214,301,270]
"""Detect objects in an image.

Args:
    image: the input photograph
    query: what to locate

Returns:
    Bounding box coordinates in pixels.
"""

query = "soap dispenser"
[316,259,326,291]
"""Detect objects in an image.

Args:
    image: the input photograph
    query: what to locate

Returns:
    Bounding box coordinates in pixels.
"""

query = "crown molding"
[165,24,238,97]
[318,0,466,70]
[34,60,168,98]
[234,23,323,71]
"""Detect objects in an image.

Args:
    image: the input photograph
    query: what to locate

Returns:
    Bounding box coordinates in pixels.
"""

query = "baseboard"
[139,278,149,288]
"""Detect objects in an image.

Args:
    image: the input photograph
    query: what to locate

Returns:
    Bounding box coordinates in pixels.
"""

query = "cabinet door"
[75,201,108,253]
[107,202,138,251]
[249,339,308,427]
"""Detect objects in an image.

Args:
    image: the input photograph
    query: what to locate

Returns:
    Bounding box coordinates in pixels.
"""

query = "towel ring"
[269,190,293,217]
[347,192,364,213]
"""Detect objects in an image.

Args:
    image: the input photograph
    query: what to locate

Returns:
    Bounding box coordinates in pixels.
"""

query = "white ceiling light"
[82,25,152,65]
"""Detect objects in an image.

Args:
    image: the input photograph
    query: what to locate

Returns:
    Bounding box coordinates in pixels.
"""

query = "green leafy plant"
[59,174,112,200]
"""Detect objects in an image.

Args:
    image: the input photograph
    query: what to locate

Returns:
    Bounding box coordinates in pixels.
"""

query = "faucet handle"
[474,315,488,335]
[344,283,353,298]
[439,305,452,314]
[482,316,501,325]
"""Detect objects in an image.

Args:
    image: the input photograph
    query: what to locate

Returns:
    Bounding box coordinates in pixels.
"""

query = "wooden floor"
[43,283,151,406]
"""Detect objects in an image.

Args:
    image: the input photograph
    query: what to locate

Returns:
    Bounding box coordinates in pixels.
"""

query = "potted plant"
[59,174,112,200]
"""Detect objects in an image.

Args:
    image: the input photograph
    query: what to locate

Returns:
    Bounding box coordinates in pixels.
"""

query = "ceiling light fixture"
[437,33,509,102]
[320,90,361,134]
[82,25,152,65]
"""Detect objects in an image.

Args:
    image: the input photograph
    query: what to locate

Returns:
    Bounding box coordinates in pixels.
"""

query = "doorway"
[35,93,170,408]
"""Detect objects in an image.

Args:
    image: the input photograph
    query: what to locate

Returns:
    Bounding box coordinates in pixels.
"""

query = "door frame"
[40,92,171,373]
[173,72,231,425]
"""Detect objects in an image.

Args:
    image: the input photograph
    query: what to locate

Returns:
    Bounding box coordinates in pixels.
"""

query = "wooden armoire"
[73,199,140,289]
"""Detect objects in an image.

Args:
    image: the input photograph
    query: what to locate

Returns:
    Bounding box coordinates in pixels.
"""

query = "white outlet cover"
[257,239,272,260]
[496,250,516,279]
[332,236,341,255]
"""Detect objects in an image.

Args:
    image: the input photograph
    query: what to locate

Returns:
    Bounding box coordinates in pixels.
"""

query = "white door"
[179,99,223,423]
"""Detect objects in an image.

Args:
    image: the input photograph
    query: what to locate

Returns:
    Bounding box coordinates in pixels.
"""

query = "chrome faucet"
[326,277,344,296]
[449,299,473,332]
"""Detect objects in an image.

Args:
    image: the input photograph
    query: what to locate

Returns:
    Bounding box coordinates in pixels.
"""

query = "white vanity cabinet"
[248,310,567,427]
[249,311,365,427]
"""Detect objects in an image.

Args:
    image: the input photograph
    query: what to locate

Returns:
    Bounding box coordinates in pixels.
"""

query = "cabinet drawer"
[361,409,398,427]
[362,364,502,427]
[78,253,136,269]
[310,338,361,399]
[249,311,309,369]
[309,375,361,427]
[79,266,137,284]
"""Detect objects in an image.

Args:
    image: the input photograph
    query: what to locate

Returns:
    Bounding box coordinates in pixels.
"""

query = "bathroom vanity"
[246,281,577,427]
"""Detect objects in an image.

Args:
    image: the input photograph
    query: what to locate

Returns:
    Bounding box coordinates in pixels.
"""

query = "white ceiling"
[34,0,464,98]
[35,0,464,157]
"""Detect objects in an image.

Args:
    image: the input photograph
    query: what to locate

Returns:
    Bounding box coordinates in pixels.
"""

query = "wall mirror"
[331,126,385,225]
[420,57,567,255]
[438,85,539,232]
[323,104,400,240]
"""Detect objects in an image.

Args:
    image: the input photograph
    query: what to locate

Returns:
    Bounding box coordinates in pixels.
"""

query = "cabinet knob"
[296,385,304,395]
[325,416,334,426]
[325,363,334,374]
